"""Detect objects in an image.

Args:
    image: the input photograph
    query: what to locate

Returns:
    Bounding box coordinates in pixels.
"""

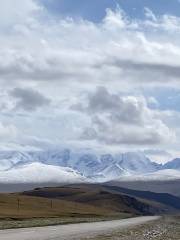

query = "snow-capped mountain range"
[0,149,179,183]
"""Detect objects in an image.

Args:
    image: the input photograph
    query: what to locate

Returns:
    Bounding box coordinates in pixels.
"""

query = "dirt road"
[0,216,160,240]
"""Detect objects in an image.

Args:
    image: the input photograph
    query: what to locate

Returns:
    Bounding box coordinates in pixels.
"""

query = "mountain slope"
[0,162,84,184]
[104,185,180,210]
[0,149,180,182]
[113,169,180,182]
[115,152,160,173]
[0,192,114,219]
[163,158,180,170]
[22,184,165,215]
[0,150,162,182]
[108,179,180,197]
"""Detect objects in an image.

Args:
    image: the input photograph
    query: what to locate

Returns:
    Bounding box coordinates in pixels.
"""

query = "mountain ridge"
[0,149,179,183]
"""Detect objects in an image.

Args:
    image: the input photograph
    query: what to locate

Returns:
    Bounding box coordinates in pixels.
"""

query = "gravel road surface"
[0,216,160,240]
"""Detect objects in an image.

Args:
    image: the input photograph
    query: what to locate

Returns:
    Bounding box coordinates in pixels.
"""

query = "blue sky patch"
[40,0,180,22]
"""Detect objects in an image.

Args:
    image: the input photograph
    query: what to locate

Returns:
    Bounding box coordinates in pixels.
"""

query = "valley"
[0,183,179,230]
[0,150,179,235]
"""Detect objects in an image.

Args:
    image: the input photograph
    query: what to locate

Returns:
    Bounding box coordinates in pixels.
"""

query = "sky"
[0,0,180,163]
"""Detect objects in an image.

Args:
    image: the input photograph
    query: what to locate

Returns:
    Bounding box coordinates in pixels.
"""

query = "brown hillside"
[22,184,162,215]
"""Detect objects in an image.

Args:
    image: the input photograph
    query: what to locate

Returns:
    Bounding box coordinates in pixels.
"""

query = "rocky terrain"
[82,215,180,240]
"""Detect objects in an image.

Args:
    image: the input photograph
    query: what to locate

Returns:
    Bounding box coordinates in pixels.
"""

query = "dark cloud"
[11,88,51,111]
[73,86,145,125]
[94,58,180,83]
[73,87,172,146]
[3,54,180,84]
[81,123,164,145]
[143,149,172,157]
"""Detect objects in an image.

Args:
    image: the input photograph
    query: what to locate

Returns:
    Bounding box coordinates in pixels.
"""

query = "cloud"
[143,149,173,163]
[0,2,179,157]
[0,122,17,140]
[144,7,157,22]
[73,87,174,146]
[10,88,51,111]
[100,58,180,83]
[0,0,40,28]
[0,5,180,88]
[73,87,147,125]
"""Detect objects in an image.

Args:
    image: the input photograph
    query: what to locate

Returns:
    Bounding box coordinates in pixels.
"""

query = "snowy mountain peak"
[0,149,179,182]
[163,158,180,170]
[0,162,85,184]
[116,152,159,173]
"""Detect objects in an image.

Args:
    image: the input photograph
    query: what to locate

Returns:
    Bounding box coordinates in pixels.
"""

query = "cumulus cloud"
[73,87,174,146]
[10,88,51,111]
[143,149,172,163]
[0,1,179,157]
[73,87,147,125]
[0,0,41,28]
[0,5,180,87]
